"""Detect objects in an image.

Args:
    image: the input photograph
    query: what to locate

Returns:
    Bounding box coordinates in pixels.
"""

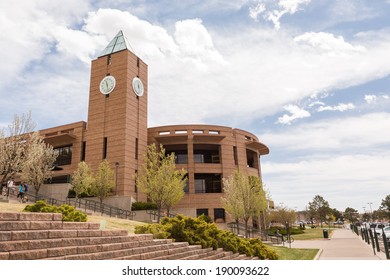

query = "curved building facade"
[147,124,269,221]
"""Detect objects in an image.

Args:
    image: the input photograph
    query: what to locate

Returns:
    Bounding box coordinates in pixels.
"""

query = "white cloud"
[263,112,390,152]
[364,94,377,104]
[277,104,310,125]
[249,3,266,21]
[262,152,390,210]
[317,102,355,112]
[250,0,311,29]
[294,32,366,54]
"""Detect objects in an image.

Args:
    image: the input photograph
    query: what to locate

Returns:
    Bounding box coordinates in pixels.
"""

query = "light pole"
[368,202,372,221]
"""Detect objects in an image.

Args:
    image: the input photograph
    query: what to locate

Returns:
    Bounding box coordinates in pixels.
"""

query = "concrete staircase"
[0,212,257,260]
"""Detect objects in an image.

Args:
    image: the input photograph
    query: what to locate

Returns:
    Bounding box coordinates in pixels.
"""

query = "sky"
[1,0,389,213]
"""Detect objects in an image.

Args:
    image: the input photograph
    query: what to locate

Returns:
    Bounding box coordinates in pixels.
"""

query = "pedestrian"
[23,182,29,202]
[18,183,25,203]
[6,178,14,196]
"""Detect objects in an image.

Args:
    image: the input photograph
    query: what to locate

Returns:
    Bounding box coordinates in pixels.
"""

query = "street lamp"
[367,202,373,221]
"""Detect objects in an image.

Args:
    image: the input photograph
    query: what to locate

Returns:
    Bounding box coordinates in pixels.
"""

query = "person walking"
[18,183,25,203]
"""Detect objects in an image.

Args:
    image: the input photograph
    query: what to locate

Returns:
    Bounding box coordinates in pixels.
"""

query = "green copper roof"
[98,30,134,57]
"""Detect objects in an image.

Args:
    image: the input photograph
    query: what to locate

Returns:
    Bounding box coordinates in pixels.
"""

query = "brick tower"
[85,31,148,202]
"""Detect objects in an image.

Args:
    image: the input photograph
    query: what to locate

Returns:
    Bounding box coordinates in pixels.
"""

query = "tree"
[0,112,36,193]
[221,169,267,238]
[91,160,115,203]
[22,132,57,196]
[269,206,297,227]
[344,207,359,223]
[136,144,187,222]
[307,195,331,227]
[71,161,93,199]
[379,194,390,220]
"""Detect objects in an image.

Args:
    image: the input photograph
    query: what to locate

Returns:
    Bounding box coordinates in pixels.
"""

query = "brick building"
[37,31,269,222]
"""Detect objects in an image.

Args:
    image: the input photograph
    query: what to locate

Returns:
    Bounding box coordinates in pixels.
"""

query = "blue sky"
[1,0,389,212]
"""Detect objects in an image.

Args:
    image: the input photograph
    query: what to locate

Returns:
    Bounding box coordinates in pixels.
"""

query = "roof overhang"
[193,135,225,143]
[44,133,77,146]
[246,141,269,155]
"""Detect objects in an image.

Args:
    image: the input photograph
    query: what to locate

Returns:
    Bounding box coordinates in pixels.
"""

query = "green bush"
[267,226,304,236]
[131,201,158,211]
[135,214,278,260]
[23,200,87,222]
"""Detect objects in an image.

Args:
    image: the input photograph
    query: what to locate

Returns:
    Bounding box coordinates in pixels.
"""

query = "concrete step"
[0,212,63,221]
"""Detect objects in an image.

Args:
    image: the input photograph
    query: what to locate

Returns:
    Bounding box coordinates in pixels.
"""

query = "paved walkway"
[289,227,387,260]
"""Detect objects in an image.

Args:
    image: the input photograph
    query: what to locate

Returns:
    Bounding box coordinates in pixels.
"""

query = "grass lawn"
[293,227,334,240]
[267,245,319,260]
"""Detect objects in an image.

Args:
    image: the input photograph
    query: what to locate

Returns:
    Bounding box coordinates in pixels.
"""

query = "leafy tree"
[344,207,359,223]
[269,206,297,227]
[0,112,36,193]
[22,132,57,196]
[307,195,331,227]
[330,208,343,222]
[71,161,93,199]
[91,160,115,203]
[379,194,390,220]
[136,144,187,222]
[221,169,267,238]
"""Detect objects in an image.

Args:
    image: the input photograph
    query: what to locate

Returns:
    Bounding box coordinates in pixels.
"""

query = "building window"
[196,208,209,217]
[233,146,238,165]
[194,174,222,193]
[164,144,188,164]
[81,141,86,161]
[135,138,138,160]
[246,149,257,168]
[54,146,72,166]
[103,137,107,159]
[214,208,225,223]
[193,144,220,164]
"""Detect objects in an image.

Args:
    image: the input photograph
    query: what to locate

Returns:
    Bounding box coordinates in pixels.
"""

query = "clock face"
[99,75,116,95]
[132,77,144,97]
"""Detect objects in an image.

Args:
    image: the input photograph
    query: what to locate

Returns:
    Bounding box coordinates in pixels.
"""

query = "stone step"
[0,235,168,253]
[0,228,129,242]
[0,212,62,221]
[0,220,100,231]
[151,245,204,260]
[48,241,189,260]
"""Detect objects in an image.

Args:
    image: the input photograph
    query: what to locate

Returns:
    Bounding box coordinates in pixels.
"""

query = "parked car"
[334,220,344,225]
[372,223,387,235]
[381,226,390,244]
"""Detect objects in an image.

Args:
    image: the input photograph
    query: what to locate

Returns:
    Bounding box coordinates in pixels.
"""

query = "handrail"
[20,192,136,220]
[146,209,176,221]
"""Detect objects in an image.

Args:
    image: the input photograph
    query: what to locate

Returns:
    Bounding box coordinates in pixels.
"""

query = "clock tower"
[85,31,148,202]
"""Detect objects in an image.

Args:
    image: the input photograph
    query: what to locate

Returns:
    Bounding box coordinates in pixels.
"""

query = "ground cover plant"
[23,200,87,222]
[135,214,278,260]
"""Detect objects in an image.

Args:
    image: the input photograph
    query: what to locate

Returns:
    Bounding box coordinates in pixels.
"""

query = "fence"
[17,191,136,221]
[350,223,390,259]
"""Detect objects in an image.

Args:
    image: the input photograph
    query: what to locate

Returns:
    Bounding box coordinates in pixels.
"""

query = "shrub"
[131,201,158,211]
[135,214,278,259]
[23,200,87,222]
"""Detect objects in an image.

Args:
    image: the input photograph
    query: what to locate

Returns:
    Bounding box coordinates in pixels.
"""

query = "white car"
[381,226,390,244]
[373,223,387,235]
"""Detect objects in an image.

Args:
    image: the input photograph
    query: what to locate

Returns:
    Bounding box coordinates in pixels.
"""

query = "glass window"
[54,146,72,166]
[197,208,209,217]
[194,174,222,193]
[193,144,220,164]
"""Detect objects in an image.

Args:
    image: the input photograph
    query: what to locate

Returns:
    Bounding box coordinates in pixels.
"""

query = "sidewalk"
[289,227,387,260]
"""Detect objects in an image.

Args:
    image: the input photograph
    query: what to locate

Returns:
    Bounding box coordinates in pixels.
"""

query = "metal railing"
[13,191,136,220]
[146,209,176,222]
